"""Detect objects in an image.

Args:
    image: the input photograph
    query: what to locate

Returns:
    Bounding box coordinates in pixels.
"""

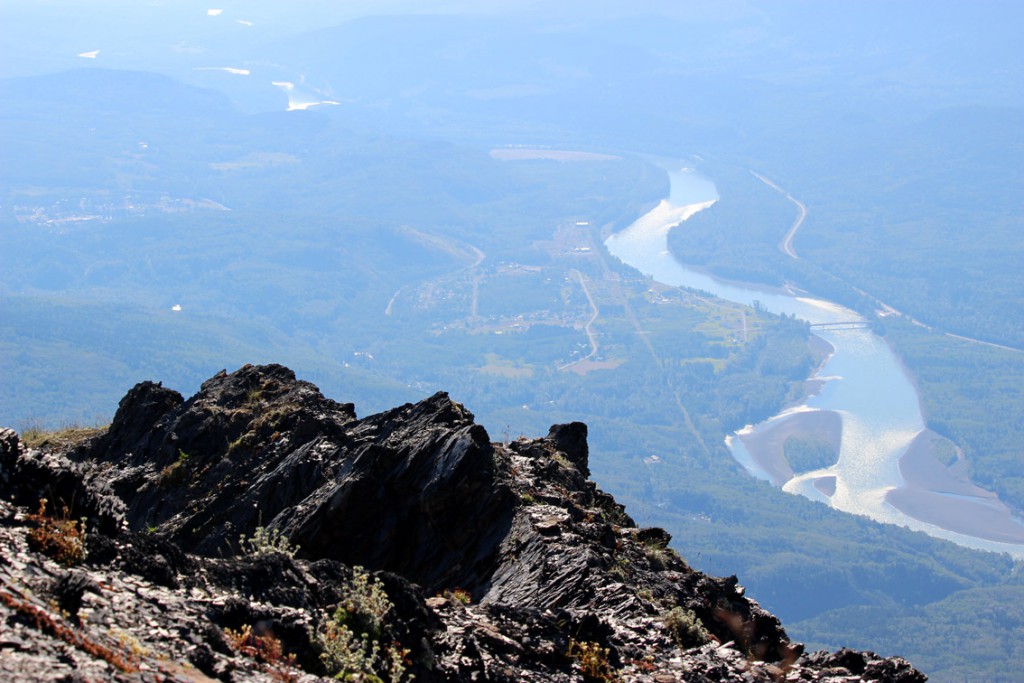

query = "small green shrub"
[157,449,191,487]
[239,526,299,558]
[334,567,391,638]
[609,555,630,581]
[316,567,409,681]
[317,620,409,682]
[228,432,256,455]
[664,606,711,649]
[551,452,574,470]
[643,545,668,571]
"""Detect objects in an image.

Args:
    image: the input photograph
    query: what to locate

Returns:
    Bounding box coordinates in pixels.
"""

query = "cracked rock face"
[0,365,927,682]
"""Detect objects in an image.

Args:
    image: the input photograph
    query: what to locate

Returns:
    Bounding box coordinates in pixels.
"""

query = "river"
[605,165,1024,557]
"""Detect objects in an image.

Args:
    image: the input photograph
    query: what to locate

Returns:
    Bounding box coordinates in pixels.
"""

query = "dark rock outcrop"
[67,364,516,595]
[0,365,927,682]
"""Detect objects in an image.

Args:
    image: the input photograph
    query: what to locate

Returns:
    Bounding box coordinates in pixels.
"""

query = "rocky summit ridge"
[0,364,925,682]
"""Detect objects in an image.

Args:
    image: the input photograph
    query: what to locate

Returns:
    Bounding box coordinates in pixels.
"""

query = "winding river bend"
[605,166,1024,558]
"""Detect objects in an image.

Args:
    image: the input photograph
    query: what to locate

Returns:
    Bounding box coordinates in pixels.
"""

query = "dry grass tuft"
[26,499,87,566]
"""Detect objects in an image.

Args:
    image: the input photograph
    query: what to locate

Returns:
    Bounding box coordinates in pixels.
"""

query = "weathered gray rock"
[0,427,22,488]
[0,365,928,682]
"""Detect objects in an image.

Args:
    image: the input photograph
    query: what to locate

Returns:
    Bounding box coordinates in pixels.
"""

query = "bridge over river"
[809,321,873,331]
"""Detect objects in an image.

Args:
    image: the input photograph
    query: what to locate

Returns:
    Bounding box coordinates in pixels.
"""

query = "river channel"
[605,165,1024,557]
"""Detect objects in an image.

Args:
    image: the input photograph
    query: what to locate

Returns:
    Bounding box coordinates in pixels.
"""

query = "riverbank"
[606,163,1024,558]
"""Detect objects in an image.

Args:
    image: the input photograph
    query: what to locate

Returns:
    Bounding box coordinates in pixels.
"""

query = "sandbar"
[886,430,1024,545]
[737,409,842,486]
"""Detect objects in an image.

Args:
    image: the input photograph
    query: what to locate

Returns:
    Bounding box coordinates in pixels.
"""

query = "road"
[750,171,807,259]
[852,282,1021,353]
[557,270,600,370]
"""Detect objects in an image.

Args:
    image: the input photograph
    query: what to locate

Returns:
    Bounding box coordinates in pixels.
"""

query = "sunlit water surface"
[605,166,1023,557]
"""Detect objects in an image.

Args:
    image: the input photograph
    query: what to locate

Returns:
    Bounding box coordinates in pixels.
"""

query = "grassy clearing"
[19,421,106,450]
